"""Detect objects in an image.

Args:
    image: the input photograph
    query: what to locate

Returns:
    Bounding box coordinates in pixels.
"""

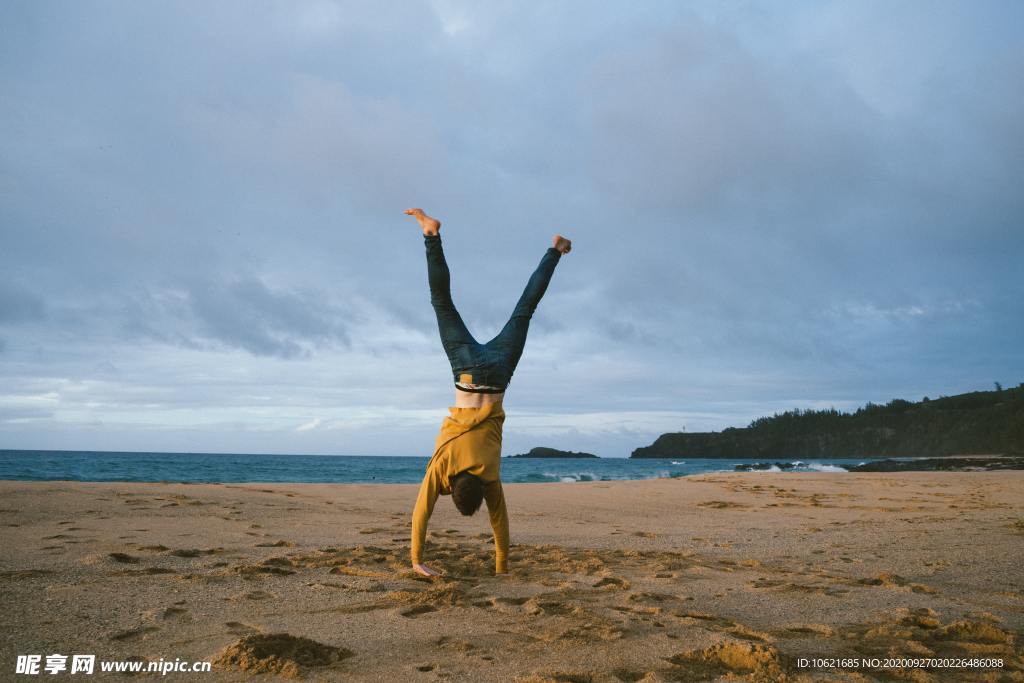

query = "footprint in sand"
[233,558,297,576]
[241,590,275,601]
[857,572,938,594]
[524,598,578,617]
[143,606,188,621]
[108,552,140,564]
[401,605,437,617]
[170,547,222,557]
[776,623,835,637]
[434,635,475,653]
[697,501,749,509]
[524,669,607,681]
[627,591,678,605]
[225,621,261,635]
[495,596,530,606]
[109,625,160,642]
[0,569,53,580]
[472,596,531,612]
[122,567,177,576]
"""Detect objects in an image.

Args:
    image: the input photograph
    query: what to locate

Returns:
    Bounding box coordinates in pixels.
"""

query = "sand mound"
[667,641,787,681]
[212,632,353,679]
[858,572,907,587]
[849,608,1022,665]
[933,619,1013,644]
[386,581,469,608]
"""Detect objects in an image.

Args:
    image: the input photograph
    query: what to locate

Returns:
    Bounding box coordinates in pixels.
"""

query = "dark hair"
[450,471,484,516]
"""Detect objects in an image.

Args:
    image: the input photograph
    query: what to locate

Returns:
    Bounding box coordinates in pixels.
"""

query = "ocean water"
[0,450,893,484]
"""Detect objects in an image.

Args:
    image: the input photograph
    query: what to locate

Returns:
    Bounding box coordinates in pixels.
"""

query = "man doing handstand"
[405,208,571,577]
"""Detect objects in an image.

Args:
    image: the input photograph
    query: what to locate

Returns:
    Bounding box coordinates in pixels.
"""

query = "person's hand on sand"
[412,562,442,577]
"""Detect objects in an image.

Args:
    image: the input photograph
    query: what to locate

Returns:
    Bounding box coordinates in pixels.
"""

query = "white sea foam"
[544,471,600,483]
[807,463,848,472]
[671,461,686,465]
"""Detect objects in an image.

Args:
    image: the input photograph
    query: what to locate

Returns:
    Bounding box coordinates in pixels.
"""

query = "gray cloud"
[183,276,352,358]
[0,280,45,323]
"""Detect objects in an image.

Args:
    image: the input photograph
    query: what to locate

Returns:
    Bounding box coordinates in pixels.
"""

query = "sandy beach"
[1,472,1022,682]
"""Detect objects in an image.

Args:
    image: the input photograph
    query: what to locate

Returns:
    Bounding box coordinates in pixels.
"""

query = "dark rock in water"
[848,456,1024,472]
[734,462,798,471]
[508,446,600,459]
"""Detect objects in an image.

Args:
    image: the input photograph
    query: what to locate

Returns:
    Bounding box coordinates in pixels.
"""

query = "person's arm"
[483,479,510,574]
[411,464,443,570]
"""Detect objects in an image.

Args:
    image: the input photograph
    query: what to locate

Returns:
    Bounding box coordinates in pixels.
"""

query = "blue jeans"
[425,234,561,390]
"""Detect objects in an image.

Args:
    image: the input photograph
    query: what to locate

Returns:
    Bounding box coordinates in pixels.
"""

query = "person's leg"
[484,244,563,377]
[424,233,479,370]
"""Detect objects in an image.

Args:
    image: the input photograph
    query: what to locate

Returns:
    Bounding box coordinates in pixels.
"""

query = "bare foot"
[553,234,572,254]
[405,208,441,236]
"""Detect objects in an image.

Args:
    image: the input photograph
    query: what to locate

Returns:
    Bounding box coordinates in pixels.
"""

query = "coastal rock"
[508,447,600,459]
[848,456,1024,472]
[631,386,1024,459]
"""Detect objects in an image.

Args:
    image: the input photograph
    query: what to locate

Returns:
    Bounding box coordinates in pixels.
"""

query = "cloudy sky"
[1,1,1021,458]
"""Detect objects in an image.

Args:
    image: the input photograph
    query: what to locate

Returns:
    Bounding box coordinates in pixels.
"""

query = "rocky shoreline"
[846,455,1024,472]
[733,455,1024,472]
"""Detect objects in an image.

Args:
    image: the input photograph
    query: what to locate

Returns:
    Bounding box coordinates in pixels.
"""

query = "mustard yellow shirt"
[410,401,509,573]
